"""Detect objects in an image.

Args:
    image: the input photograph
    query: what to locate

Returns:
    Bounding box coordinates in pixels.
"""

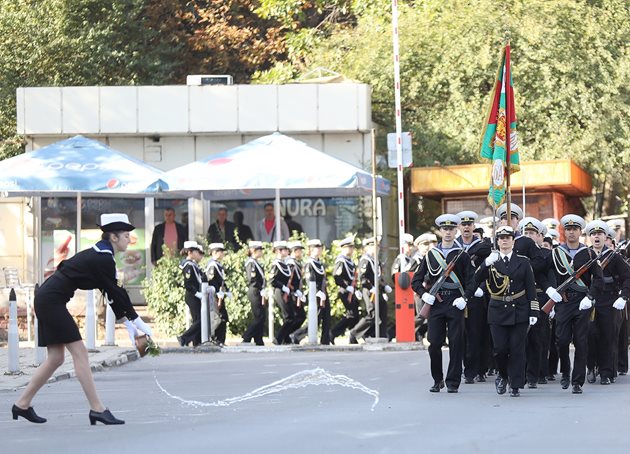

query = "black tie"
[503,256,510,266]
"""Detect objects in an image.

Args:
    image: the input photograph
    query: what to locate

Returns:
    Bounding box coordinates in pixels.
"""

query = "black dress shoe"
[495,377,507,395]
[12,405,46,423]
[572,384,583,394]
[475,374,486,383]
[446,386,458,393]
[547,374,556,381]
[429,380,445,392]
[600,377,611,385]
[348,334,358,344]
[464,377,475,384]
[89,409,124,425]
[587,369,596,384]
[537,377,548,384]
[527,382,537,389]
[510,388,520,397]
[611,377,617,383]
[560,377,570,389]
[619,370,627,376]
[177,336,186,347]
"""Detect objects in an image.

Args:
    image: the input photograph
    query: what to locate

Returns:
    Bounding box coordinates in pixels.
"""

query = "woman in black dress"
[12,213,152,425]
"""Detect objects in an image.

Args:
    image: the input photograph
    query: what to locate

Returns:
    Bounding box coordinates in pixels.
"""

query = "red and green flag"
[479,43,520,208]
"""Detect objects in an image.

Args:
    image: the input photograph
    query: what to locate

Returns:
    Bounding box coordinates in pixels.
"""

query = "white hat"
[307,239,323,248]
[496,225,516,237]
[362,236,377,247]
[519,217,543,234]
[561,214,586,230]
[435,214,460,228]
[546,228,560,240]
[209,242,225,252]
[542,218,560,230]
[414,233,437,246]
[607,219,624,230]
[456,211,478,223]
[402,233,414,244]
[99,213,134,232]
[338,237,355,248]
[273,240,288,249]
[288,240,304,250]
[183,240,204,254]
[248,241,263,250]
[497,203,523,220]
[479,216,497,226]
[585,220,609,236]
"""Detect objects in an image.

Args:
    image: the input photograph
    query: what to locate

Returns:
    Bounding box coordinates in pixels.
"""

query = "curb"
[160,342,426,354]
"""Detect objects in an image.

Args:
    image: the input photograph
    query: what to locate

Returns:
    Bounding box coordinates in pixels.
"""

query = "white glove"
[195,291,203,300]
[384,285,393,294]
[383,293,389,302]
[549,308,556,319]
[529,317,538,326]
[546,287,563,303]
[260,289,266,298]
[123,319,139,344]
[355,290,363,300]
[295,289,304,298]
[281,285,290,294]
[299,295,307,303]
[452,297,467,311]
[216,290,225,299]
[369,287,376,294]
[132,316,153,337]
[485,251,499,267]
[225,292,233,299]
[613,297,627,311]
[422,293,436,305]
[474,287,484,298]
[579,296,593,311]
[345,285,354,294]
[316,290,327,301]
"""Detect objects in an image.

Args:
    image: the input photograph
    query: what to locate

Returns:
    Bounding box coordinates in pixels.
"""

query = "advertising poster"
[42,230,76,280]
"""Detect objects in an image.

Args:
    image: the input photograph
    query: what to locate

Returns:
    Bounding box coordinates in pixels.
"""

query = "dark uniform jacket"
[391,254,413,279]
[592,246,630,306]
[206,259,229,294]
[538,246,557,293]
[515,234,550,290]
[245,257,265,290]
[455,237,491,269]
[358,254,387,293]
[306,257,327,296]
[57,240,138,320]
[286,257,304,295]
[271,258,291,290]
[180,258,206,304]
[551,244,602,302]
[334,255,356,297]
[474,252,538,325]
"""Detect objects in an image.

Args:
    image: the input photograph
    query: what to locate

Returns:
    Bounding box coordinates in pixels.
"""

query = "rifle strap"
[429,249,465,296]
[556,248,587,288]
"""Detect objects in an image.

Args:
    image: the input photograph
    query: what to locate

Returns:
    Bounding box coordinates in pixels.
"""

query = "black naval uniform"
[35,240,139,346]
[287,256,307,340]
[242,256,266,346]
[330,254,360,342]
[551,244,602,388]
[351,253,389,341]
[178,257,207,346]
[411,244,474,390]
[474,252,539,391]
[587,247,630,381]
[272,257,293,345]
[294,257,331,345]
[456,237,492,382]
[206,258,230,345]
[409,252,429,341]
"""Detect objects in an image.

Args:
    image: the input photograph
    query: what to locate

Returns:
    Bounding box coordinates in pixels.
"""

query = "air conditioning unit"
[186,75,234,86]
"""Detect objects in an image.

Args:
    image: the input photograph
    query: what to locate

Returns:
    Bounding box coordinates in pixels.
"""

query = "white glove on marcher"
[485,251,500,267]
[295,289,304,298]
[422,293,436,305]
[452,297,467,311]
[281,285,290,295]
[195,291,203,300]
[579,296,593,311]
[474,287,484,298]
[529,317,538,326]
[260,289,266,298]
[355,290,363,300]
[369,287,376,294]
[546,287,563,303]
[384,285,393,294]
[549,308,556,319]
[132,316,153,337]
[216,290,225,299]
[613,297,627,311]
[345,285,354,294]
[299,295,307,303]
[123,319,139,345]
[316,290,327,301]
[383,294,389,302]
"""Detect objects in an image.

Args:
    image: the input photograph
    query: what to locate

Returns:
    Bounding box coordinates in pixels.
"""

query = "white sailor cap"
[402,233,414,244]
[248,240,263,250]
[414,233,438,246]
[585,220,609,236]
[338,237,355,248]
[209,242,225,252]
[546,228,560,240]
[496,225,516,237]
[519,217,543,234]
[542,218,560,230]
[99,213,135,232]
[479,216,498,227]
[497,203,524,220]
[435,214,461,228]
[456,211,478,224]
[362,236,378,247]
[183,240,204,254]
[307,239,323,248]
[288,240,304,250]
[272,240,288,249]
[607,219,624,231]
[561,214,586,230]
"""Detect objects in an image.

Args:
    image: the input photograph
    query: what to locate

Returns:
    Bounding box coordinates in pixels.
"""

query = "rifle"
[541,250,603,314]
[347,263,358,305]
[418,249,466,319]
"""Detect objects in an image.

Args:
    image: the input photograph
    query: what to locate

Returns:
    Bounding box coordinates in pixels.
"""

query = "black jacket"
[150,221,187,264]
[411,245,474,302]
[207,220,238,250]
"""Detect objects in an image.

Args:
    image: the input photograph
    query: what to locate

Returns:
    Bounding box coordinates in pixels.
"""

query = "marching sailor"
[206,243,231,346]
[330,237,361,344]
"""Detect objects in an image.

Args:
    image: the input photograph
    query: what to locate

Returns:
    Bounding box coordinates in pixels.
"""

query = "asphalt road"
[2,350,630,453]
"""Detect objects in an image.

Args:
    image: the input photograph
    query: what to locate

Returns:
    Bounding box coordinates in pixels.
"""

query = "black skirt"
[34,274,82,347]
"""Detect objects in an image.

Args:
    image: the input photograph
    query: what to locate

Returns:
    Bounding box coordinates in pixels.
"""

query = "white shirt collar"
[500,251,513,261]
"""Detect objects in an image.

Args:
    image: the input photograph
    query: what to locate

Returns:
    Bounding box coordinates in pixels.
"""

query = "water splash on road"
[154,367,379,411]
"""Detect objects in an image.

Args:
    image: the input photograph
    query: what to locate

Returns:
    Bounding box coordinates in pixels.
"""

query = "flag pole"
[505,42,512,222]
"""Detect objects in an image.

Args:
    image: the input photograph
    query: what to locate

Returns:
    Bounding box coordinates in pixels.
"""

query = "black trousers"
[275,288,295,344]
[555,298,590,386]
[242,288,266,345]
[618,312,629,374]
[427,300,464,388]
[526,293,549,383]
[293,297,331,344]
[548,318,559,376]
[331,291,360,339]
[464,296,487,379]
[587,301,616,379]
[211,304,229,344]
[490,322,529,389]
[180,295,201,346]
[351,289,388,339]
[414,295,428,341]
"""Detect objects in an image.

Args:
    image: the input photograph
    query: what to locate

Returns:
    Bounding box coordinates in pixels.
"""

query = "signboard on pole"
[387,132,412,168]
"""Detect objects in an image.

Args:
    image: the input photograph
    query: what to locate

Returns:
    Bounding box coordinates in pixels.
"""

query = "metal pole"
[201,282,209,343]
[8,288,19,374]
[275,188,281,241]
[85,289,96,350]
[371,129,381,339]
[268,289,275,342]
[26,287,32,342]
[391,0,406,254]
[76,192,82,258]
[308,272,318,344]
[104,301,116,346]
[33,283,45,366]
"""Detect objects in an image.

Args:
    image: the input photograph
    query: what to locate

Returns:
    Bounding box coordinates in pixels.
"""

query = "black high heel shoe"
[12,404,47,423]
[89,408,125,425]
